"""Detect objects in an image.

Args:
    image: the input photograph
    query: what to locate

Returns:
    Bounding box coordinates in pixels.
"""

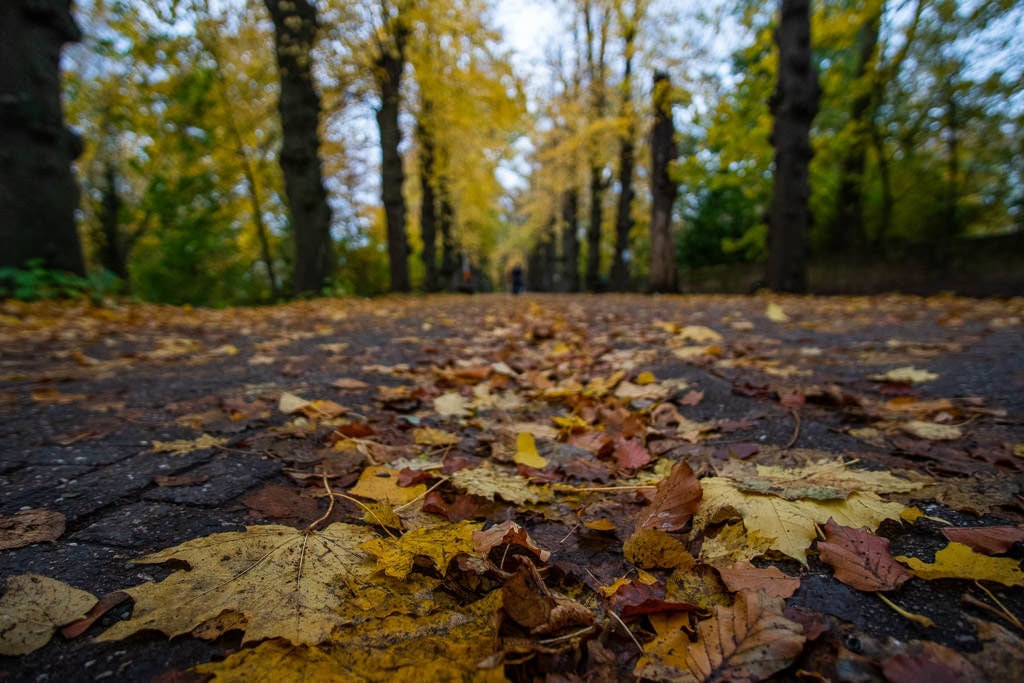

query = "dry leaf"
[624,528,696,570]
[896,542,1024,586]
[472,520,551,563]
[870,367,939,383]
[450,463,552,505]
[941,525,1024,555]
[901,420,962,441]
[694,476,906,564]
[0,509,65,550]
[817,519,911,592]
[193,591,504,683]
[331,377,369,391]
[349,466,427,505]
[0,575,97,655]
[150,434,227,454]
[636,461,702,532]
[412,427,461,447]
[97,523,383,646]
[513,432,548,468]
[434,392,470,417]
[635,590,805,682]
[717,562,800,599]
[765,302,790,322]
[361,520,479,579]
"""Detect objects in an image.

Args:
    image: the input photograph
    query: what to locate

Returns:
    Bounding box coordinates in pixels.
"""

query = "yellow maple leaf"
[450,463,552,505]
[361,521,480,579]
[725,458,924,501]
[765,302,790,322]
[513,432,548,468]
[97,523,384,646]
[0,575,96,656]
[896,542,1024,586]
[150,433,227,454]
[349,467,427,506]
[694,477,906,564]
[192,591,504,683]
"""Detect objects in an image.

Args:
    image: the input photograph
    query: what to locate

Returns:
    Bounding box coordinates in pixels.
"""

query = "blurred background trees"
[13,0,1018,304]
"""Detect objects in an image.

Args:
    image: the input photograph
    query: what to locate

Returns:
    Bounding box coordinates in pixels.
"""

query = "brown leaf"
[502,561,552,629]
[636,461,702,532]
[941,525,1024,555]
[472,520,551,563]
[881,642,979,683]
[241,484,319,524]
[153,474,209,488]
[0,509,65,550]
[635,590,805,682]
[608,580,701,618]
[818,519,911,592]
[718,562,801,599]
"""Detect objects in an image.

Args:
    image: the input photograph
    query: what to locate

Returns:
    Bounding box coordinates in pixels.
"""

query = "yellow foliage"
[361,521,481,579]
[896,542,1024,586]
[0,575,96,656]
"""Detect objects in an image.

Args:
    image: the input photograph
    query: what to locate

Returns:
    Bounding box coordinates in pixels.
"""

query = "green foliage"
[679,185,764,268]
[0,260,123,302]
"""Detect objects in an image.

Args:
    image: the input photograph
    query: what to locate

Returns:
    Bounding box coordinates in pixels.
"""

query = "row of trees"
[2,0,1020,302]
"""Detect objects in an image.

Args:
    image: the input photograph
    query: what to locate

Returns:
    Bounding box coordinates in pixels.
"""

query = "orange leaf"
[818,519,911,592]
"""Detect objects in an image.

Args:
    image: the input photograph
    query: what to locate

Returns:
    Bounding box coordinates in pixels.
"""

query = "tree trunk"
[582,0,609,292]
[264,0,333,297]
[609,19,637,291]
[832,6,880,253]
[438,175,458,289]
[375,26,411,293]
[0,0,85,275]
[560,188,581,292]
[97,161,127,280]
[765,0,820,293]
[648,72,678,293]
[417,115,439,291]
[585,167,605,291]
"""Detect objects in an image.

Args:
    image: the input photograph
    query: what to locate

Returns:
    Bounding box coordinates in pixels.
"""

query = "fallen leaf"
[154,474,210,488]
[901,420,962,441]
[97,523,384,645]
[0,509,66,550]
[624,528,696,570]
[513,432,548,468]
[434,392,470,417]
[349,466,427,505]
[941,525,1024,555]
[331,377,369,390]
[193,591,504,682]
[413,427,461,447]
[723,459,923,501]
[870,366,939,383]
[241,484,319,524]
[0,575,97,655]
[967,616,1024,682]
[635,590,805,682]
[881,642,980,683]
[817,519,911,592]
[278,392,311,415]
[150,434,227,454]
[766,302,790,322]
[717,562,800,599]
[636,461,702,532]
[361,520,480,579]
[472,520,551,563]
[693,476,906,564]
[699,523,775,567]
[61,591,131,639]
[896,542,1024,586]
[450,463,552,505]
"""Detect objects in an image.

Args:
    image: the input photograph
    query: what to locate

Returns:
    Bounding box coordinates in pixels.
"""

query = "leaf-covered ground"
[1,293,1022,681]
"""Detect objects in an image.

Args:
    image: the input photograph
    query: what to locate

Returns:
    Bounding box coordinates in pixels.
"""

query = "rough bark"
[765,0,820,293]
[648,72,678,293]
[375,23,411,293]
[582,0,609,292]
[264,0,334,297]
[438,176,458,289]
[0,0,85,275]
[833,6,880,253]
[97,162,127,280]
[609,16,638,291]
[560,188,581,292]
[417,113,439,291]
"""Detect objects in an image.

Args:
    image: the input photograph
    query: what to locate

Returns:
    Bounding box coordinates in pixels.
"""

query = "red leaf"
[613,436,651,470]
[718,562,801,598]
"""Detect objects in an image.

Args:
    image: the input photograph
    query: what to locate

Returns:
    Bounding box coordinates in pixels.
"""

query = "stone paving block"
[142,454,280,506]
[0,541,131,597]
[0,464,93,514]
[72,501,247,552]
[55,449,215,520]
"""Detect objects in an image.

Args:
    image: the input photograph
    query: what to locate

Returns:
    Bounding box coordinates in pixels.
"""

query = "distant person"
[511,264,524,294]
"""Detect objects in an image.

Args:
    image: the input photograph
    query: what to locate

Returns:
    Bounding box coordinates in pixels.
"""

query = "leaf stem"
[876,592,934,627]
[305,473,336,533]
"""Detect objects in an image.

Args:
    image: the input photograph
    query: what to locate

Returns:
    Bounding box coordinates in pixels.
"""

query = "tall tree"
[609,0,645,291]
[0,0,86,275]
[264,0,334,296]
[831,0,882,254]
[582,0,611,291]
[648,72,677,293]
[765,0,819,293]
[371,2,412,293]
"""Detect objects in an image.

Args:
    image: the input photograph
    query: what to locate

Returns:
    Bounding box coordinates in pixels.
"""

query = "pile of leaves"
[1,294,1022,681]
